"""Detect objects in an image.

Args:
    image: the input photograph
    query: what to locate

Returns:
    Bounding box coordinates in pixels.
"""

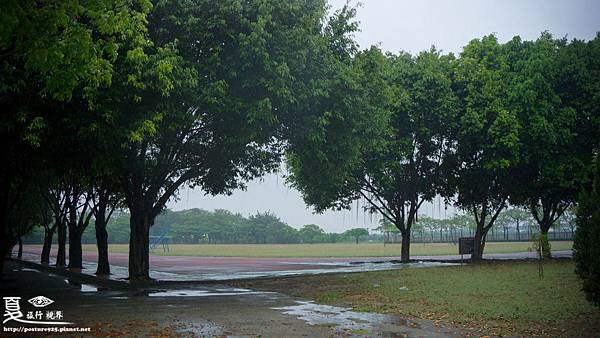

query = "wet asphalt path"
[0,260,458,337]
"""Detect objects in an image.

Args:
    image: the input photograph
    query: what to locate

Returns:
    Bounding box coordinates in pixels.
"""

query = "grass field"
[235,260,599,336]
[76,241,573,257]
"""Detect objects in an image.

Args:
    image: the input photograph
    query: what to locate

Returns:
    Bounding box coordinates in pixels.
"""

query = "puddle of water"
[215,288,252,292]
[273,301,405,331]
[148,288,273,298]
[21,268,40,272]
[63,279,99,292]
[169,261,459,282]
[80,284,98,292]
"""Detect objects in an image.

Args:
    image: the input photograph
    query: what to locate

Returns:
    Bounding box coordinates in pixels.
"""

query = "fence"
[383,227,574,244]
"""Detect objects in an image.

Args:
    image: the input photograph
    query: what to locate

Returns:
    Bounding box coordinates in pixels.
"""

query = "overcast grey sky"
[168,0,600,233]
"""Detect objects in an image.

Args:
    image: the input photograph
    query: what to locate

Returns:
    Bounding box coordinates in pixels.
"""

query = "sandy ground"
[0,260,462,337]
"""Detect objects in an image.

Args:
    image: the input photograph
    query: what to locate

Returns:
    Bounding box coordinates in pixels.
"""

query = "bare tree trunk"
[0,235,10,279]
[67,202,81,269]
[471,224,485,263]
[56,221,66,267]
[400,230,410,263]
[530,199,569,259]
[539,226,552,259]
[129,209,152,281]
[17,238,22,258]
[41,227,55,264]
[95,213,110,275]
[68,229,82,269]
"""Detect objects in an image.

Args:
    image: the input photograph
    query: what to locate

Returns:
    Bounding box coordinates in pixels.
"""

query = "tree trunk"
[0,230,11,279]
[471,224,485,263]
[355,237,359,244]
[400,229,411,263]
[539,226,552,259]
[95,214,110,275]
[56,221,66,267]
[529,199,567,258]
[17,238,23,258]
[516,220,521,241]
[68,228,83,269]
[41,227,55,264]
[129,210,151,281]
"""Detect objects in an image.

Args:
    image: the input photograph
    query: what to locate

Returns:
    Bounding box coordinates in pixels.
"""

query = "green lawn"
[78,241,573,258]
[235,260,599,336]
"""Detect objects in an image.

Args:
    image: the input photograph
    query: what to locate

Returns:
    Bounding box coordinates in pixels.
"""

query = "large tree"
[451,35,521,262]
[509,33,600,257]
[94,0,342,281]
[288,48,458,262]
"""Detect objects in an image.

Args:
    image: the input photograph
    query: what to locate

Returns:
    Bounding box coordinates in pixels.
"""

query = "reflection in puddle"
[181,261,458,282]
[21,268,40,272]
[80,284,98,292]
[215,288,252,292]
[64,279,100,292]
[274,301,409,331]
[148,288,274,298]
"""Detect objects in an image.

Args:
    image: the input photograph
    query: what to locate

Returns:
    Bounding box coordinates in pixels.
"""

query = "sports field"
[78,241,573,258]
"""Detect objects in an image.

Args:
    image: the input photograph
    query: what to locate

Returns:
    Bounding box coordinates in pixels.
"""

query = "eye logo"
[27,296,54,308]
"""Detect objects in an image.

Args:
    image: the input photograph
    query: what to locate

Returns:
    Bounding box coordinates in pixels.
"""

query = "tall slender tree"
[91,178,121,275]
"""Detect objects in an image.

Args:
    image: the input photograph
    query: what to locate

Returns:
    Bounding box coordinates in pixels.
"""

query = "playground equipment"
[149,224,171,253]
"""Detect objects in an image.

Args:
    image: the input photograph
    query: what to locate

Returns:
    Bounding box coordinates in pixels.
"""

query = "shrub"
[573,159,600,307]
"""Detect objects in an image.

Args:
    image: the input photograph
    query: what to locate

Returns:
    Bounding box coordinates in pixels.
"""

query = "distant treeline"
[24,209,372,245]
[24,206,574,245]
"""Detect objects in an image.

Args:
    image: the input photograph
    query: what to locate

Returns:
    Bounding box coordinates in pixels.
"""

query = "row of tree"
[1,1,598,282]
[0,0,394,281]
[25,205,571,246]
[0,0,372,280]
[287,32,600,262]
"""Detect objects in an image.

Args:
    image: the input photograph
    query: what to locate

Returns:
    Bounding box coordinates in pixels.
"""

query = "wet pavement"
[19,246,571,283]
[19,250,459,283]
[0,261,458,337]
